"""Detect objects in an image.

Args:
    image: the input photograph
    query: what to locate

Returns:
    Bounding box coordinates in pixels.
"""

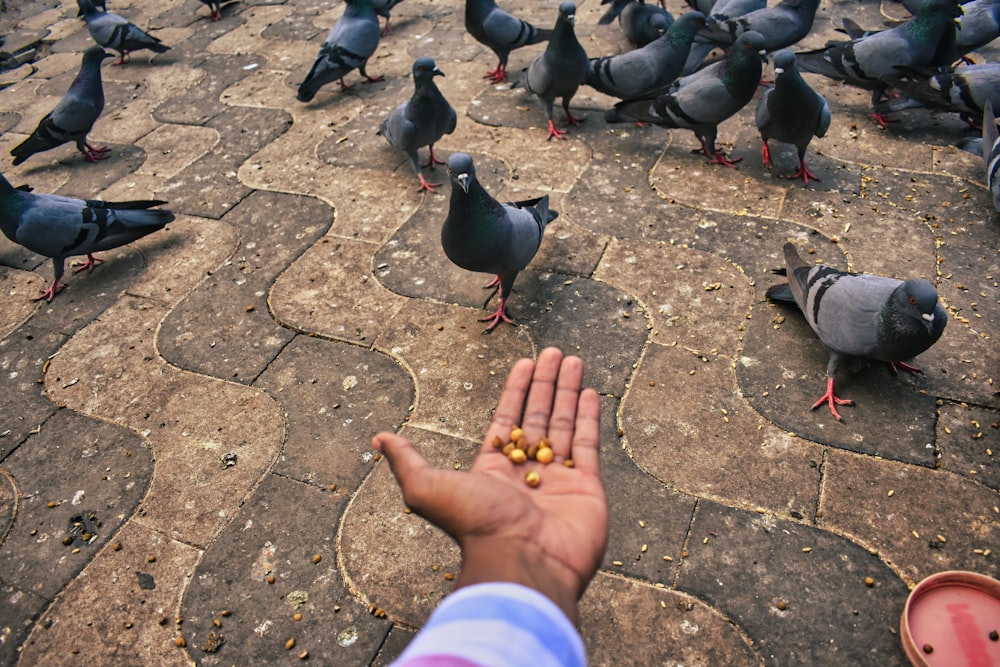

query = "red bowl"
[900,570,1000,666]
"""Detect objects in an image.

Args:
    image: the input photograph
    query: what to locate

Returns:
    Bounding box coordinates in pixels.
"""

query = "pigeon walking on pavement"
[587,11,707,100]
[523,1,589,141]
[605,30,766,166]
[441,152,557,332]
[880,62,1000,123]
[0,173,175,302]
[11,46,113,166]
[696,0,821,57]
[379,58,457,192]
[78,0,170,65]
[465,0,553,83]
[795,0,963,125]
[297,0,382,102]
[682,0,765,74]
[755,50,830,184]
[766,242,947,421]
[982,101,1000,211]
[599,0,676,47]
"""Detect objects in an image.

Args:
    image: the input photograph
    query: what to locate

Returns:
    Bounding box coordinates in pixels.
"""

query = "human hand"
[372,347,608,623]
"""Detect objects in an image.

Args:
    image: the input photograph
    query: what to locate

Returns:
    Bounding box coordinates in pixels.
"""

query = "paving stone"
[0,468,16,549]
[0,267,47,336]
[580,574,762,666]
[255,335,414,489]
[157,190,331,382]
[0,325,66,460]
[0,578,48,667]
[936,403,1000,490]
[135,123,220,178]
[0,409,150,599]
[153,53,265,125]
[679,500,912,665]
[181,474,391,666]
[371,626,416,667]
[820,449,1000,586]
[16,521,199,667]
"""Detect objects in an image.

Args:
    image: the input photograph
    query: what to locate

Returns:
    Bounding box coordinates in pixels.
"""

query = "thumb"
[371,431,440,513]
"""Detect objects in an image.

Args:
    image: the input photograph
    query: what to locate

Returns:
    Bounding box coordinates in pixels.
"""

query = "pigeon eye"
[909,297,917,305]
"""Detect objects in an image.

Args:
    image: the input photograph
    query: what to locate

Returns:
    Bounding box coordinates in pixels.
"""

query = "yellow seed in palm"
[509,448,527,464]
[525,471,541,487]
[535,447,554,464]
[510,426,524,442]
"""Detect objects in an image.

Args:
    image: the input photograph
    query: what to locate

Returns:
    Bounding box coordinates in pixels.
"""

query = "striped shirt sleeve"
[391,582,587,667]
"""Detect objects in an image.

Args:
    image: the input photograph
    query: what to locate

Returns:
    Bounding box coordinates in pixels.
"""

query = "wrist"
[454,535,582,624]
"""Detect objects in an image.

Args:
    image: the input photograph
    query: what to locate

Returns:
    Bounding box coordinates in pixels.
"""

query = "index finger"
[479,355,540,453]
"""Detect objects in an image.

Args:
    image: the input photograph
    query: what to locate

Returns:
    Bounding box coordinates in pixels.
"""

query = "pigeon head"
[896,279,944,332]
[82,45,112,65]
[412,57,444,81]
[734,30,767,60]
[917,0,963,19]
[649,12,670,36]
[559,1,577,24]
[447,152,476,193]
[771,49,796,77]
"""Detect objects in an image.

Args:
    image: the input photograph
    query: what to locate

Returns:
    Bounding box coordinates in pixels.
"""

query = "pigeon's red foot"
[484,65,507,84]
[380,19,392,36]
[337,77,354,90]
[112,51,131,66]
[33,280,66,303]
[363,73,385,84]
[811,376,854,421]
[867,112,898,128]
[416,174,441,193]
[212,10,222,20]
[564,110,584,127]
[72,254,105,274]
[83,144,111,162]
[479,300,514,333]
[788,159,820,185]
[761,141,773,169]
[423,147,446,169]
[483,275,501,289]
[707,148,742,168]
[888,360,922,375]
[546,120,567,141]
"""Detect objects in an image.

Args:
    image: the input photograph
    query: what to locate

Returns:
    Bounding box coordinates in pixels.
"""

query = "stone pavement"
[0,0,997,663]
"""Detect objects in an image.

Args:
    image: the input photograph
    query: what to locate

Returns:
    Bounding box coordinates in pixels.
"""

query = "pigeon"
[78,0,171,65]
[795,0,963,125]
[605,30,766,166]
[76,0,106,16]
[684,0,718,15]
[297,0,383,102]
[881,62,1000,122]
[682,0,766,74]
[598,0,675,48]
[766,241,947,420]
[11,46,112,166]
[199,0,224,21]
[696,0,822,58]
[441,152,557,332]
[465,0,553,83]
[378,57,457,192]
[982,100,1000,211]
[372,0,405,35]
[523,1,589,141]
[755,50,830,183]
[587,11,707,100]
[0,173,175,302]
[955,0,1000,59]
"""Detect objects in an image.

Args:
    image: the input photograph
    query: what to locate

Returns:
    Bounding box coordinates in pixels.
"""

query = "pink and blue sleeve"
[391,582,587,667]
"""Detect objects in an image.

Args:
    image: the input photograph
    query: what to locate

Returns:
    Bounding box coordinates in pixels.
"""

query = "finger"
[480,356,537,453]
[567,388,601,474]
[544,355,585,459]
[519,347,566,444]
[372,432,440,510]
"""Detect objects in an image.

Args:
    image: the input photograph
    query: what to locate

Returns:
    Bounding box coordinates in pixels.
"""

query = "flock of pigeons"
[0,0,987,418]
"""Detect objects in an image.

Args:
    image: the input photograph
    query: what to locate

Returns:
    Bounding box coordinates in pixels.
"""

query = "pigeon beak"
[434,67,445,77]
[456,173,470,193]
[773,66,784,75]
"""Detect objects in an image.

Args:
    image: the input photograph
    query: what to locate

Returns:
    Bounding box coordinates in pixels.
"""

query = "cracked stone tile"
[820,449,1000,586]
[0,326,66,460]
[153,53,265,125]
[135,124,219,178]
[206,5,298,59]
[0,267,46,337]
[371,626,417,666]
[937,403,1000,490]
[679,500,912,665]
[622,342,823,514]
[255,335,414,489]
[269,237,408,343]
[580,574,762,665]
[44,295,285,547]
[0,468,14,541]
[0,410,150,599]
[181,474,391,665]
[375,299,533,439]
[17,521,199,667]
[156,190,330,382]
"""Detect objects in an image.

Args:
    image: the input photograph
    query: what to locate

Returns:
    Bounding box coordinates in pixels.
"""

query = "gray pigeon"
[372,0,405,35]
[755,50,830,183]
[881,62,1000,122]
[76,0,106,16]
[465,0,553,83]
[297,0,382,102]
[587,11,707,100]
[602,0,676,48]
[697,0,822,58]
[0,173,175,302]
[605,30,766,166]
[441,152,557,332]
[982,100,1000,211]
[79,0,170,65]
[11,47,112,166]
[379,58,457,192]
[683,0,766,74]
[955,0,1000,59]
[766,242,947,420]
[524,1,589,141]
[795,0,963,124]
